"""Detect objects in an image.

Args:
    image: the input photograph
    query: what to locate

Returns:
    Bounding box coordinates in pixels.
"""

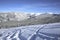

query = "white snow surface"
[0,23,60,40]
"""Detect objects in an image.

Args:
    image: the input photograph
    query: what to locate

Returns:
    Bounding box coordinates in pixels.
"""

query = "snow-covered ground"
[0,23,60,40]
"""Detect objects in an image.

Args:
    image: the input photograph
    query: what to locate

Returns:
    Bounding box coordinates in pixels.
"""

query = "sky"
[0,0,60,13]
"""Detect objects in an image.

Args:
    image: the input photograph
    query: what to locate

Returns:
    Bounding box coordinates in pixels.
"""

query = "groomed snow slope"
[0,23,60,40]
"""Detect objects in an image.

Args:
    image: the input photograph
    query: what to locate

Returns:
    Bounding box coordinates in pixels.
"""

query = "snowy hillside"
[0,23,60,40]
[0,12,60,28]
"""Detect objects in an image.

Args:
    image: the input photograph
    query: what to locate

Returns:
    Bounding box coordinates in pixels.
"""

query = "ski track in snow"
[0,23,60,40]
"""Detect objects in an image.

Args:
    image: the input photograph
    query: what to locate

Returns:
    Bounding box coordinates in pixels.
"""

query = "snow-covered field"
[0,23,60,40]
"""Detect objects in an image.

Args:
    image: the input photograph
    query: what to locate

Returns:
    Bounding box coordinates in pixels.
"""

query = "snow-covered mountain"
[0,12,60,22]
[0,12,29,22]
[0,23,60,40]
[0,12,60,28]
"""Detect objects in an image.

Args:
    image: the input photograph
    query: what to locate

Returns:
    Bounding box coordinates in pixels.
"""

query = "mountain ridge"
[0,12,60,28]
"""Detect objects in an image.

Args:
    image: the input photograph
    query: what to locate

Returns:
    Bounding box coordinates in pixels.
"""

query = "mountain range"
[0,12,60,28]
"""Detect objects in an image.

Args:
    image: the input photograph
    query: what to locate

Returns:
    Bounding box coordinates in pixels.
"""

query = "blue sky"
[0,0,60,13]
